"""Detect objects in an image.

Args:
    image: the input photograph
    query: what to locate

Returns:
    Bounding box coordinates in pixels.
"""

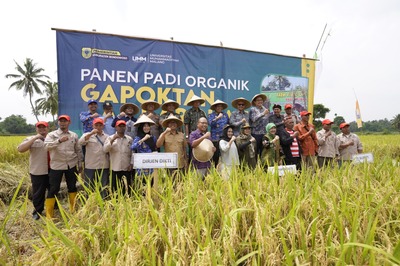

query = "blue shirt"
[208,112,229,141]
[80,111,95,133]
[103,115,116,136]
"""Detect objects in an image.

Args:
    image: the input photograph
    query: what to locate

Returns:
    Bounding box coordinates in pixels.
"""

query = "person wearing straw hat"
[104,120,133,196]
[184,94,207,162]
[156,115,187,180]
[189,117,216,179]
[249,93,270,158]
[131,115,158,188]
[112,103,139,139]
[235,123,257,169]
[230,97,251,137]
[44,115,83,218]
[208,99,229,167]
[17,121,50,220]
[141,100,162,139]
[218,125,239,180]
[159,99,182,131]
[78,118,110,199]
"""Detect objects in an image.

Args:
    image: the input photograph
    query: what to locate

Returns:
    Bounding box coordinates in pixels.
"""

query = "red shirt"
[294,122,318,156]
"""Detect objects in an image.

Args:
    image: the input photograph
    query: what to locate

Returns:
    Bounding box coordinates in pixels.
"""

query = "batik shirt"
[249,106,269,135]
[80,111,95,133]
[229,110,249,136]
[208,112,229,141]
[184,108,206,134]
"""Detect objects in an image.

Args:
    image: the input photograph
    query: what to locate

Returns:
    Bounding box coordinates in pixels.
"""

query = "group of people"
[18,93,363,220]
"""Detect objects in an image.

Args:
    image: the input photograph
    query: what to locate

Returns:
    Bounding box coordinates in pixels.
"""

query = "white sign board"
[268,165,297,176]
[132,152,178,169]
[352,153,374,164]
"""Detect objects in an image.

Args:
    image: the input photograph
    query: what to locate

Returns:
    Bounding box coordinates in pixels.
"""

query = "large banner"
[56,29,316,135]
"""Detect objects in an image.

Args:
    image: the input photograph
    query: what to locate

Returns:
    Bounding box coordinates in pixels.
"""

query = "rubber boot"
[45,198,56,219]
[69,192,77,213]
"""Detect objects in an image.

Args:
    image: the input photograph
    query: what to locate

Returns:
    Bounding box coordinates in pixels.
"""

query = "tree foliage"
[35,81,58,123]
[5,58,50,122]
[0,115,35,134]
[313,104,330,120]
[391,114,400,131]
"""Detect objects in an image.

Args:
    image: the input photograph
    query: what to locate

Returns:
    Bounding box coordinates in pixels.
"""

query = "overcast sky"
[1,0,399,124]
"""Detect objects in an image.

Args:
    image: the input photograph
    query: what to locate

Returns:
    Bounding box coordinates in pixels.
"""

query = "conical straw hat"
[133,114,156,126]
[193,138,214,162]
[161,114,183,128]
[161,99,180,111]
[231,97,251,109]
[210,99,228,111]
[141,100,160,111]
[187,95,205,106]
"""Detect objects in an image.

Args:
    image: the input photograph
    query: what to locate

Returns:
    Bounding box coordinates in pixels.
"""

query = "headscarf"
[221,125,234,142]
[265,123,277,140]
[137,123,157,151]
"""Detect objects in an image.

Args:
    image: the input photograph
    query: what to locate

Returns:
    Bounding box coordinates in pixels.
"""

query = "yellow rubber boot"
[45,198,56,219]
[69,192,78,213]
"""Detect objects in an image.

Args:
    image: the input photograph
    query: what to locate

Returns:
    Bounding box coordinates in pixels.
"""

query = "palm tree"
[5,58,49,122]
[35,81,58,123]
[391,114,400,131]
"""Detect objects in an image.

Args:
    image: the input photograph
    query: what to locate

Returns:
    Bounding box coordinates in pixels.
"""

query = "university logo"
[82,48,92,59]
[132,55,147,63]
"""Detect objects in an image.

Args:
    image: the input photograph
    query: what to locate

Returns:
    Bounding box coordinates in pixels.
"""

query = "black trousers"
[47,166,78,198]
[110,170,133,195]
[284,157,302,172]
[30,173,49,214]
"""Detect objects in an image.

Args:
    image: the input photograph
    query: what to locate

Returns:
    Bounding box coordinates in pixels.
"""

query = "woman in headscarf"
[235,123,257,169]
[131,115,157,188]
[218,125,239,180]
[261,123,281,168]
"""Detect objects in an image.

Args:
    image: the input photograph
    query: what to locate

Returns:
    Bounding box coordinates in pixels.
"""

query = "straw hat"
[161,114,183,128]
[133,114,156,127]
[210,99,228,111]
[251,94,267,106]
[193,138,214,162]
[186,95,205,106]
[120,103,139,114]
[231,97,251,109]
[161,99,180,111]
[241,123,252,129]
[141,100,160,111]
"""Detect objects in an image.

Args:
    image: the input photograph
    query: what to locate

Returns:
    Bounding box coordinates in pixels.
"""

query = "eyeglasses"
[238,103,245,106]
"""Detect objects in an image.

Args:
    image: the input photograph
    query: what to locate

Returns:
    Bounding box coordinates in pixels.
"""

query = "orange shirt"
[294,122,318,156]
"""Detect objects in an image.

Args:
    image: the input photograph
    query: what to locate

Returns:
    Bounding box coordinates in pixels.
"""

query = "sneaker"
[32,213,41,220]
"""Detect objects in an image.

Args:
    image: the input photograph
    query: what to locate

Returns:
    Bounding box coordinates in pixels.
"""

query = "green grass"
[0,135,399,265]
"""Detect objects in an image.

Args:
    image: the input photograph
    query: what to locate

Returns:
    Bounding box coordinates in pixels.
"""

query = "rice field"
[0,135,399,265]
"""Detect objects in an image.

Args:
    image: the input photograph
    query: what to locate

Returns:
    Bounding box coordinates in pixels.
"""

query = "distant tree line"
[312,104,400,134]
